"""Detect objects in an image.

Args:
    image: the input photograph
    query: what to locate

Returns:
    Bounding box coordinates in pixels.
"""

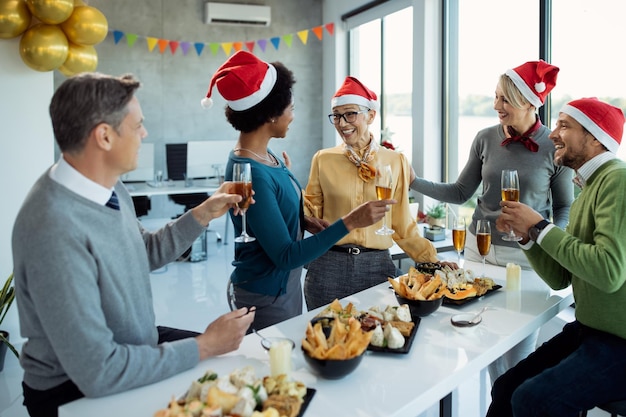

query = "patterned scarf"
[501,117,542,152]
[344,136,379,182]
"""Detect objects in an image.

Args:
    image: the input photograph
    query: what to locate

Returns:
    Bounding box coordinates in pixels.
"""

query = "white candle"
[269,339,292,378]
[506,263,521,291]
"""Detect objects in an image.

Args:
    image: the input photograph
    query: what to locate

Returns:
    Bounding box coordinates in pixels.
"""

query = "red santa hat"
[331,76,379,111]
[201,50,277,111]
[560,97,625,154]
[505,60,559,108]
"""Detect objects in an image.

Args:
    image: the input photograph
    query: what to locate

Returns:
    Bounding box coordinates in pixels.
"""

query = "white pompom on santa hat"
[505,60,559,108]
[201,50,277,111]
[331,76,380,111]
[560,97,625,154]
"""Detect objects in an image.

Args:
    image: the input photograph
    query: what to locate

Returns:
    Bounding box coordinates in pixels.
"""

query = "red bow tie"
[501,118,541,152]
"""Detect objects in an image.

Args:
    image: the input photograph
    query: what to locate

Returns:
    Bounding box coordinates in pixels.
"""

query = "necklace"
[233,148,278,166]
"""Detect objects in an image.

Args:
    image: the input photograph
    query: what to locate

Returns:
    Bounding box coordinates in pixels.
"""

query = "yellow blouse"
[304,145,438,263]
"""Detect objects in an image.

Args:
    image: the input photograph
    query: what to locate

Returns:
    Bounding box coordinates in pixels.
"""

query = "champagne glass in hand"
[232,162,255,243]
[476,220,491,278]
[452,217,466,265]
[501,169,522,241]
[375,164,394,236]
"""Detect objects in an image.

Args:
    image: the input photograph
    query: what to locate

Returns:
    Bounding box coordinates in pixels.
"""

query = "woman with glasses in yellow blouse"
[303,76,453,310]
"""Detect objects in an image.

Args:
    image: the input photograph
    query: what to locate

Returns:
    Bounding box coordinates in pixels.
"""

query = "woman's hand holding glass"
[374,164,394,236]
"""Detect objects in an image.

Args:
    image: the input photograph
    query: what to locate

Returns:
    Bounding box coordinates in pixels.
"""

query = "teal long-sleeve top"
[226,151,349,296]
[526,158,626,339]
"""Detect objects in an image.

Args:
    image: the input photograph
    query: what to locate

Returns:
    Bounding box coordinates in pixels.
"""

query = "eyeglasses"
[327,110,368,125]
[227,278,280,312]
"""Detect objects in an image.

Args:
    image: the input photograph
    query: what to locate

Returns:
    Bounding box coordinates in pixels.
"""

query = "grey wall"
[54,0,324,218]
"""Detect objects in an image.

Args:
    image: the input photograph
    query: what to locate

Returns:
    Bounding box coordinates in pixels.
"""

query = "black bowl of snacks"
[302,314,370,379]
[415,262,442,275]
[394,293,443,318]
[301,347,365,380]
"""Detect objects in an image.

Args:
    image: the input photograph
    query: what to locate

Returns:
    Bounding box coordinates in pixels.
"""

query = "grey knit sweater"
[12,170,205,396]
[411,124,574,248]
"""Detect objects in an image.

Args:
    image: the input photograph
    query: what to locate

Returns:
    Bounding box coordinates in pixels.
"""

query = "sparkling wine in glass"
[232,162,255,243]
[375,164,394,236]
[501,169,522,242]
[452,217,466,264]
[476,220,491,278]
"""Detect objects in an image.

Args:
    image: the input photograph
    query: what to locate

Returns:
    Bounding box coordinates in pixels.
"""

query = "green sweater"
[527,159,626,339]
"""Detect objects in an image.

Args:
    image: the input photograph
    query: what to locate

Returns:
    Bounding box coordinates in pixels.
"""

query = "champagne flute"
[232,162,255,243]
[501,169,522,241]
[476,220,491,278]
[452,217,466,265]
[375,164,394,236]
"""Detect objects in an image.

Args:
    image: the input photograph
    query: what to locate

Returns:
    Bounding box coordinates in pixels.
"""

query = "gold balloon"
[0,0,32,39]
[25,0,74,24]
[58,42,97,77]
[19,23,69,72]
[60,6,107,46]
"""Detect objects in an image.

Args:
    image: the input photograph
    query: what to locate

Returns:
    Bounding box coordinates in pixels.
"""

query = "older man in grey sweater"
[11,73,254,417]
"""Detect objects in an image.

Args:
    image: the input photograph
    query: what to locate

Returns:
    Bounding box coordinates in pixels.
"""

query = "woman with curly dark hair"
[202,51,392,330]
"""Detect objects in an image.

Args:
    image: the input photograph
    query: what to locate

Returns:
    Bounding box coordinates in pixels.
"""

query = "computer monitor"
[186,140,232,179]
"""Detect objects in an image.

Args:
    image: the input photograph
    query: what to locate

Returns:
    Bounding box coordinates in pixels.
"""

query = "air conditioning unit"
[204,2,271,27]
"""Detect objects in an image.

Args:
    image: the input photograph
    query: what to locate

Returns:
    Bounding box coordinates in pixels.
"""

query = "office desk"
[59,261,573,417]
[124,179,220,197]
[125,179,228,243]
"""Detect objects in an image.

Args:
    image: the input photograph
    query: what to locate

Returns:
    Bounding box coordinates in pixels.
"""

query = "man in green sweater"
[487,97,626,416]
[12,73,255,417]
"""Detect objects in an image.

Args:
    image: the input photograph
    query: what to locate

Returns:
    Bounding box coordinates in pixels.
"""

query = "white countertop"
[124,179,220,197]
[59,261,573,417]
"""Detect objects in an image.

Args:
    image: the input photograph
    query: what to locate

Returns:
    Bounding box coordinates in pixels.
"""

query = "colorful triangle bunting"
[146,37,158,52]
[126,33,138,47]
[169,41,179,55]
[297,30,309,45]
[312,26,323,40]
[180,41,191,56]
[113,30,124,44]
[107,22,336,57]
[270,37,280,50]
[194,42,205,56]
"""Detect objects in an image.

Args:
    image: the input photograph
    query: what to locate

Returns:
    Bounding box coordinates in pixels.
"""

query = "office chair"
[132,196,151,217]
[165,143,209,212]
[165,143,228,249]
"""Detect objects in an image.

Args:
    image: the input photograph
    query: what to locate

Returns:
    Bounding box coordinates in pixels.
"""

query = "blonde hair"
[497,74,533,110]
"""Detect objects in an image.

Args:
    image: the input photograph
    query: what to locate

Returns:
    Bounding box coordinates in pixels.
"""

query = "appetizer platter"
[154,366,315,417]
[310,299,420,354]
[393,266,499,305]
[433,266,500,306]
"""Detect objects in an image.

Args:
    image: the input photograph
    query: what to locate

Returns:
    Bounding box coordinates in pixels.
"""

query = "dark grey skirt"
[230,267,303,331]
[304,247,398,310]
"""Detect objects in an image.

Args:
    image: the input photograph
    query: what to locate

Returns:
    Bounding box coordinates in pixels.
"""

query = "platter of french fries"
[153,366,314,417]
[302,314,372,360]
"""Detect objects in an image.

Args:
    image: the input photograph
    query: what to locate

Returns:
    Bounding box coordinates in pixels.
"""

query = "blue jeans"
[487,321,626,417]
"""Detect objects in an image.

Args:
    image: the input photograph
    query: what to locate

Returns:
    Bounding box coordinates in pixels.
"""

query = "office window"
[349,7,413,159]
[455,0,539,175]
[550,0,626,161]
